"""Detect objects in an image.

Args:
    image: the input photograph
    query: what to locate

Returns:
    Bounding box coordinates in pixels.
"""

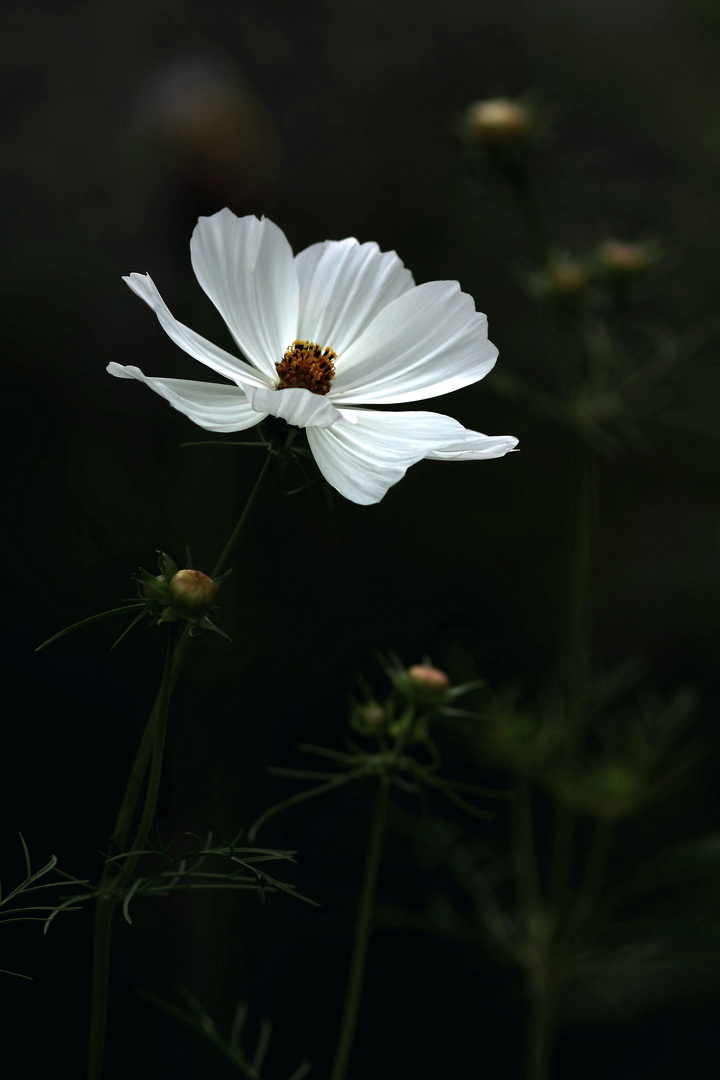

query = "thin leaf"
[230,1001,248,1050]
[252,1018,272,1071]
[19,833,31,880]
[110,607,149,651]
[122,876,144,925]
[288,1062,312,1080]
[248,771,367,842]
[35,605,146,651]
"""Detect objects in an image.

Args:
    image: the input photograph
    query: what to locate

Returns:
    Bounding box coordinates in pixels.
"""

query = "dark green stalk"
[524,980,557,1080]
[511,776,555,1080]
[502,156,550,267]
[87,892,115,1080]
[87,450,274,1080]
[512,776,542,915]
[211,450,275,579]
[330,778,391,1080]
[88,628,175,1080]
[562,818,613,946]
[561,445,598,731]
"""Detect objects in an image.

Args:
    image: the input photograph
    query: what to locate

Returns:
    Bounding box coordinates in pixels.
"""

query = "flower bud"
[168,569,218,613]
[462,98,533,147]
[405,664,451,696]
[596,240,655,278]
[545,257,588,297]
[349,700,388,738]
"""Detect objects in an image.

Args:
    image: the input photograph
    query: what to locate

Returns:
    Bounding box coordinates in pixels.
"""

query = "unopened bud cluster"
[349,658,476,743]
[529,240,658,304]
[136,551,231,639]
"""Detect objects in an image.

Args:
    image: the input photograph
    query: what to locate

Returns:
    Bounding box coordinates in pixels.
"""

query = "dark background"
[3,0,720,1076]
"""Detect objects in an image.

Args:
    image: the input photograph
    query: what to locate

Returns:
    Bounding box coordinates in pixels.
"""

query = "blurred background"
[3,0,720,1076]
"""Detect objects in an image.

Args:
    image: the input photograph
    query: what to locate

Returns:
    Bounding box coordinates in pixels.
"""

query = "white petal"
[329,281,498,405]
[245,386,343,429]
[190,210,299,380]
[124,273,269,390]
[306,407,467,504]
[425,431,519,459]
[107,363,267,432]
[295,238,414,355]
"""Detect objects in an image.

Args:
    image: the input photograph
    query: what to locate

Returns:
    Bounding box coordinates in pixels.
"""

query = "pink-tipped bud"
[168,569,217,613]
[405,665,451,696]
[597,240,653,277]
[463,98,533,147]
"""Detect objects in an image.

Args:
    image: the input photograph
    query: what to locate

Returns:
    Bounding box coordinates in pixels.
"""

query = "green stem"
[108,450,275,858]
[503,157,549,267]
[512,776,542,915]
[524,979,556,1080]
[88,449,274,1079]
[88,627,176,1080]
[511,776,557,1080]
[562,818,613,947]
[123,627,176,876]
[211,450,274,579]
[561,446,598,733]
[88,893,116,1080]
[330,778,391,1080]
[548,802,574,920]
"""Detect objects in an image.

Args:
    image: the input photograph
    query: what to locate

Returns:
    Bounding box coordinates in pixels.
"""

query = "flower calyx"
[136,550,232,639]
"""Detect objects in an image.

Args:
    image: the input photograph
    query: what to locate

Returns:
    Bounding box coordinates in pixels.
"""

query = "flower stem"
[512,776,556,1080]
[87,891,116,1080]
[211,449,275,578]
[87,449,274,1080]
[330,778,391,1080]
[561,445,598,727]
[88,627,176,1080]
[524,980,557,1080]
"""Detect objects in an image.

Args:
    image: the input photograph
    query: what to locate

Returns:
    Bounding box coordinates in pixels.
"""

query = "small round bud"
[596,240,654,278]
[405,665,451,696]
[546,257,588,296]
[360,704,385,727]
[463,98,533,147]
[168,569,217,613]
[349,700,388,738]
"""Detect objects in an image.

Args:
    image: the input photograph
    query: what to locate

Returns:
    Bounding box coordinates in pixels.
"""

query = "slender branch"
[330,778,391,1080]
[88,626,176,1080]
[561,446,598,733]
[512,777,542,916]
[87,450,274,1080]
[562,817,613,947]
[123,628,177,877]
[524,982,557,1080]
[87,893,116,1080]
[211,451,274,578]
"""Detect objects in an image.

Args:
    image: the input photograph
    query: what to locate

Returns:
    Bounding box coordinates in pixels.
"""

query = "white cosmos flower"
[108,210,517,504]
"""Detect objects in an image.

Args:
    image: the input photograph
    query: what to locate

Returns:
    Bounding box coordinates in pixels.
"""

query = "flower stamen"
[276,340,337,395]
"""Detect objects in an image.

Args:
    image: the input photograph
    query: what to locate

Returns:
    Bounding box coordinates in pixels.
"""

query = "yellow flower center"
[275,340,337,396]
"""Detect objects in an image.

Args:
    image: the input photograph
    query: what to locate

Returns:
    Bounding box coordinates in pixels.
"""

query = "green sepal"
[189,614,232,642]
[137,567,169,604]
[157,606,179,625]
[157,551,179,583]
[388,703,415,739]
[212,568,234,590]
